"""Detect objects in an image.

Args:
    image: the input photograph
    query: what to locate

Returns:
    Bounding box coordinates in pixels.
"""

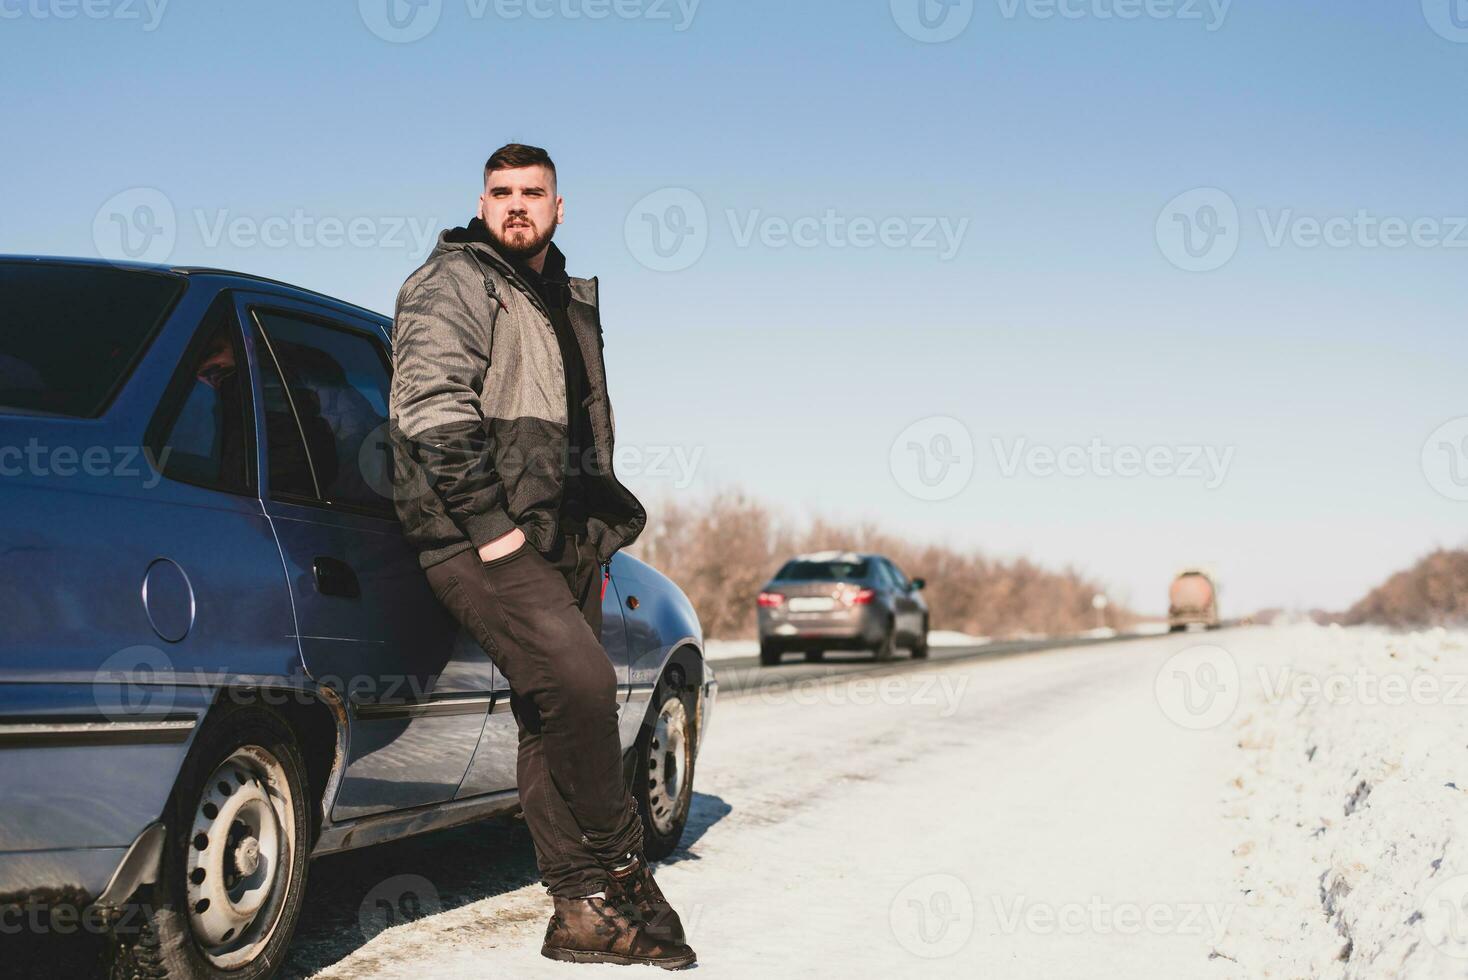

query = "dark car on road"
[756,551,928,666]
[0,256,716,979]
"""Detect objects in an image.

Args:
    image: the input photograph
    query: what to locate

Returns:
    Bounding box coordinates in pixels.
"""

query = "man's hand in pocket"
[478,527,527,563]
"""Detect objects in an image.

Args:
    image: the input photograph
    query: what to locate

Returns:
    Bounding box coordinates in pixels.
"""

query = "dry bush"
[629,489,1134,640]
[1343,549,1468,628]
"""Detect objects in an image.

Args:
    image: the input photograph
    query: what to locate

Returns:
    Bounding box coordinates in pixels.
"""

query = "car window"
[775,559,870,582]
[0,262,184,417]
[148,296,253,494]
[884,560,910,590]
[252,309,392,516]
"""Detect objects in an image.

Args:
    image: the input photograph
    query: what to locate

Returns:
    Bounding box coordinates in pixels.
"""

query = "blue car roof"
[0,253,390,324]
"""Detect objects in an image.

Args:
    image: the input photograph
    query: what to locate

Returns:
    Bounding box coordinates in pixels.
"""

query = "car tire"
[804,649,824,663]
[633,675,697,861]
[874,622,896,662]
[912,618,929,659]
[759,641,782,666]
[108,700,311,980]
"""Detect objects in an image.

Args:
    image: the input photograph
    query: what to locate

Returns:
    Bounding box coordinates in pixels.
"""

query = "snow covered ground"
[1217,624,1468,978]
[294,625,1467,978]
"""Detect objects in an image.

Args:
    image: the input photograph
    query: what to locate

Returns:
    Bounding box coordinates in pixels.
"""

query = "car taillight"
[836,585,876,607]
[757,592,785,608]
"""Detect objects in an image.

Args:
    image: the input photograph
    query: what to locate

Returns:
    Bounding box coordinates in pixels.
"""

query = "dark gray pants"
[425,530,643,896]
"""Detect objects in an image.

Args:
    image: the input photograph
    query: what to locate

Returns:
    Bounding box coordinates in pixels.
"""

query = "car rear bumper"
[758,606,886,648]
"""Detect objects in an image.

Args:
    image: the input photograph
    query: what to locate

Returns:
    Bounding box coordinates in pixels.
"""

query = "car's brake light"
[850,588,876,606]
[757,592,785,608]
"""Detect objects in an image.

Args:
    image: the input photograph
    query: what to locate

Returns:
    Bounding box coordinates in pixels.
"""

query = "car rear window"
[775,559,870,581]
[0,262,185,417]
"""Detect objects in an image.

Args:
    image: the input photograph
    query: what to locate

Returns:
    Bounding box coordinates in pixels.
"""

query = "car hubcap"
[186,745,295,969]
[647,697,690,836]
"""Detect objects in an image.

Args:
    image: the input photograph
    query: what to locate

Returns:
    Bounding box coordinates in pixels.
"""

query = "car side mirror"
[911,578,926,591]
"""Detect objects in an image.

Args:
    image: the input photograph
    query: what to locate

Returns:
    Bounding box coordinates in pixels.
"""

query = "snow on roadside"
[1218,624,1468,978]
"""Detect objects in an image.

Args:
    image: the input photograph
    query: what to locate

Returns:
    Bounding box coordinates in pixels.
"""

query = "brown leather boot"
[541,895,696,969]
[608,856,687,944]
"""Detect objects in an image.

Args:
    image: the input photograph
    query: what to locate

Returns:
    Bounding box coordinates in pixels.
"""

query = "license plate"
[788,596,836,613]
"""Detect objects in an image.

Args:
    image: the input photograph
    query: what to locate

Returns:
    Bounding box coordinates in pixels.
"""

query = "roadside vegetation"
[1341,548,1468,628]
[628,490,1136,640]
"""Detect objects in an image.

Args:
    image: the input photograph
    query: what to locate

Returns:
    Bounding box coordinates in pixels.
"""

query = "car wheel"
[874,622,896,662]
[634,676,697,861]
[912,618,929,659]
[759,641,782,666]
[804,649,824,663]
[109,700,310,980]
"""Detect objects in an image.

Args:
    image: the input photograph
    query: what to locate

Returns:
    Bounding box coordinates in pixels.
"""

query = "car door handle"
[313,557,361,598]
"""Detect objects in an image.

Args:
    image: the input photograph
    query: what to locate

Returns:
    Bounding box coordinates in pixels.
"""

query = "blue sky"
[4,0,1466,615]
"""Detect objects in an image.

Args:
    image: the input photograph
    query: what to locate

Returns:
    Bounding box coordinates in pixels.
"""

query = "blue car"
[0,256,715,978]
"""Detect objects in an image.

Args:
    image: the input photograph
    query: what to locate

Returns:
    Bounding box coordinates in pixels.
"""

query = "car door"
[456,551,636,797]
[882,558,925,639]
[235,291,494,820]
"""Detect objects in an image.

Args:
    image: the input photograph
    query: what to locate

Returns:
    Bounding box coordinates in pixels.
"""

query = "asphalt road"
[710,630,1163,697]
[277,628,1176,977]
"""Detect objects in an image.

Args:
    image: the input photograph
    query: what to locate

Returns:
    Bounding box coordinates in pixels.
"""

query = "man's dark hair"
[484,143,556,183]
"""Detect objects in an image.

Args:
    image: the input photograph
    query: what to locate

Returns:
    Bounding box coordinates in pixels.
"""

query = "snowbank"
[1221,624,1468,977]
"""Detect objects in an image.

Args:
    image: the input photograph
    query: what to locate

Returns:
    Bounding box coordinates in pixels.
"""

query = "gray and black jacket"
[388,223,647,570]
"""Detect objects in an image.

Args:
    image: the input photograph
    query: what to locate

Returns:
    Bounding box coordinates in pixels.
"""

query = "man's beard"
[489,218,556,260]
